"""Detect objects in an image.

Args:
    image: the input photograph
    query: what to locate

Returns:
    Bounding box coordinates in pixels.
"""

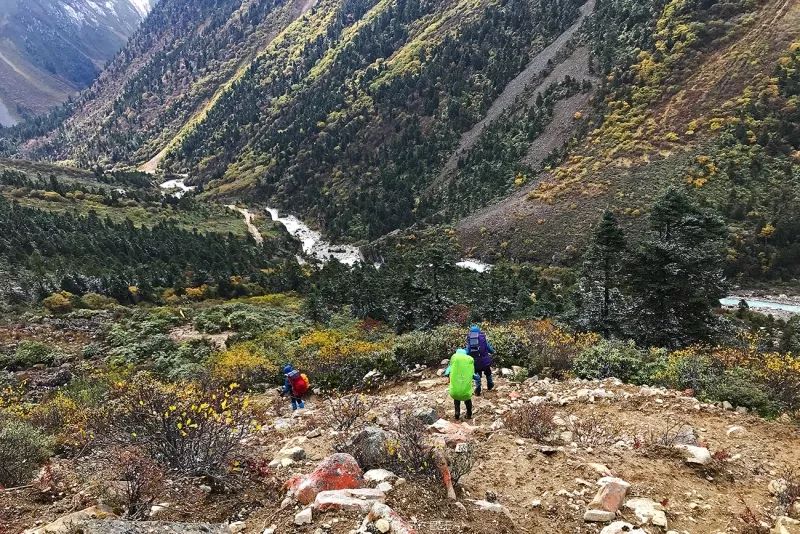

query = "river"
[159,177,195,198]
[0,98,17,127]
[719,297,800,316]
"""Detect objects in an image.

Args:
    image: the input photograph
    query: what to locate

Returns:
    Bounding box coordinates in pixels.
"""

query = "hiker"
[444,348,480,420]
[281,364,309,410]
[466,324,495,395]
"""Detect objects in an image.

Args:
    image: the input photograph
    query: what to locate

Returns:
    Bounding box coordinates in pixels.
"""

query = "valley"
[0,0,799,532]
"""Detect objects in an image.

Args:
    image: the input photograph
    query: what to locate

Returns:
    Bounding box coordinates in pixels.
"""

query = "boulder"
[313,488,386,513]
[625,497,668,528]
[343,426,396,469]
[285,453,365,505]
[674,444,712,465]
[589,478,630,512]
[429,418,475,448]
[418,379,442,390]
[600,521,647,534]
[413,406,438,425]
[23,506,116,534]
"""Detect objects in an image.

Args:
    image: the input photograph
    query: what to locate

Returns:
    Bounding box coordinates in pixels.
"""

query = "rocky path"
[226,205,264,245]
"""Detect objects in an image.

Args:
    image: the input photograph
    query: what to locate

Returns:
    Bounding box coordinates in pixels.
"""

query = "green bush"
[392,325,462,370]
[573,340,665,384]
[0,419,53,487]
[706,367,780,416]
[1,341,59,369]
[80,293,119,310]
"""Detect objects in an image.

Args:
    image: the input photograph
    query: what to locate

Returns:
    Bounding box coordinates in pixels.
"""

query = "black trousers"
[454,399,472,419]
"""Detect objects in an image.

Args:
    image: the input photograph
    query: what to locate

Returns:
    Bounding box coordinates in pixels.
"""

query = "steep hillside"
[1,0,798,284]
[457,0,800,282]
[0,0,156,126]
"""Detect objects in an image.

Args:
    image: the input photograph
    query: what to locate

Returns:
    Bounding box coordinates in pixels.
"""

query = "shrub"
[0,419,52,487]
[43,291,74,314]
[385,409,441,483]
[447,442,475,485]
[503,403,557,441]
[109,373,257,478]
[2,340,59,369]
[327,393,374,432]
[574,340,665,384]
[706,367,779,416]
[392,325,462,370]
[105,448,165,519]
[80,293,118,310]
[566,414,620,447]
[208,343,277,387]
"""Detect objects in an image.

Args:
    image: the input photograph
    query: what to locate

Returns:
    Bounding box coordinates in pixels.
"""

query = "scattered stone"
[364,469,398,485]
[366,502,417,534]
[586,463,613,477]
[295,508,313,526]
[285,453,365,505]
[228,522,247,533]
[736,406,749,414]
[772,516,800,534]
[584,510,617,522]
[313,488,386,513]
[769,478,789,496]
[726,425,747,437]
[375,519,391,533]
[263,526,276,534]
[674,444,712,465]
[418,379,441,390]
[531,499,542,508]
[500,368,513,377]
[307,428,323,438]
[471,500,514,521]
[376,482,393,493]
[625,497,668,528]
[600,521,647,534]
[23,506,116,534]
[722,401,734,410]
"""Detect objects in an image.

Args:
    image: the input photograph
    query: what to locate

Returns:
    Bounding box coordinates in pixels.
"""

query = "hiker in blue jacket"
[280,364,308,410]
[465,325,495,395]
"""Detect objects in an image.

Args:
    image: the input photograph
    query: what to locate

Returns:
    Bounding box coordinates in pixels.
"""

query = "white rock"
[472,500,514,521]
[263,526,276,534]
[376,482,393,493]
[375,518,391,533]
[674,444,712,465]
[726,425,747,437]
[625,497,668,528]
[228,522,247,533]
[722,401,734,410]
[364,469,398,484]
[295,507,313,525]
[584,509,617,522]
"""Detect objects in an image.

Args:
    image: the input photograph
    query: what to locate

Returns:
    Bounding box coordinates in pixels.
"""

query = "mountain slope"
[1,0,798,283]
[0,0,156,126]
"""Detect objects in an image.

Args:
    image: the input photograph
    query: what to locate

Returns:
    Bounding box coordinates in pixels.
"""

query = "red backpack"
[287,370,310,396]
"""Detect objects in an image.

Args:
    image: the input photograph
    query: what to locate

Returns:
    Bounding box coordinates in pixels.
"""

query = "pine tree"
[625,189,727,348]
[578,210,627,337]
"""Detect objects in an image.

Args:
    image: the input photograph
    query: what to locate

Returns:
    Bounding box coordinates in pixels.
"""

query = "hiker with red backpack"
[466,325,495,396]
[281,364,310,410]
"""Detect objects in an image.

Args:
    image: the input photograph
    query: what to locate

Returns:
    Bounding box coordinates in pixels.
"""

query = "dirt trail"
[227,204,264,245]
[438,0,595,179]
